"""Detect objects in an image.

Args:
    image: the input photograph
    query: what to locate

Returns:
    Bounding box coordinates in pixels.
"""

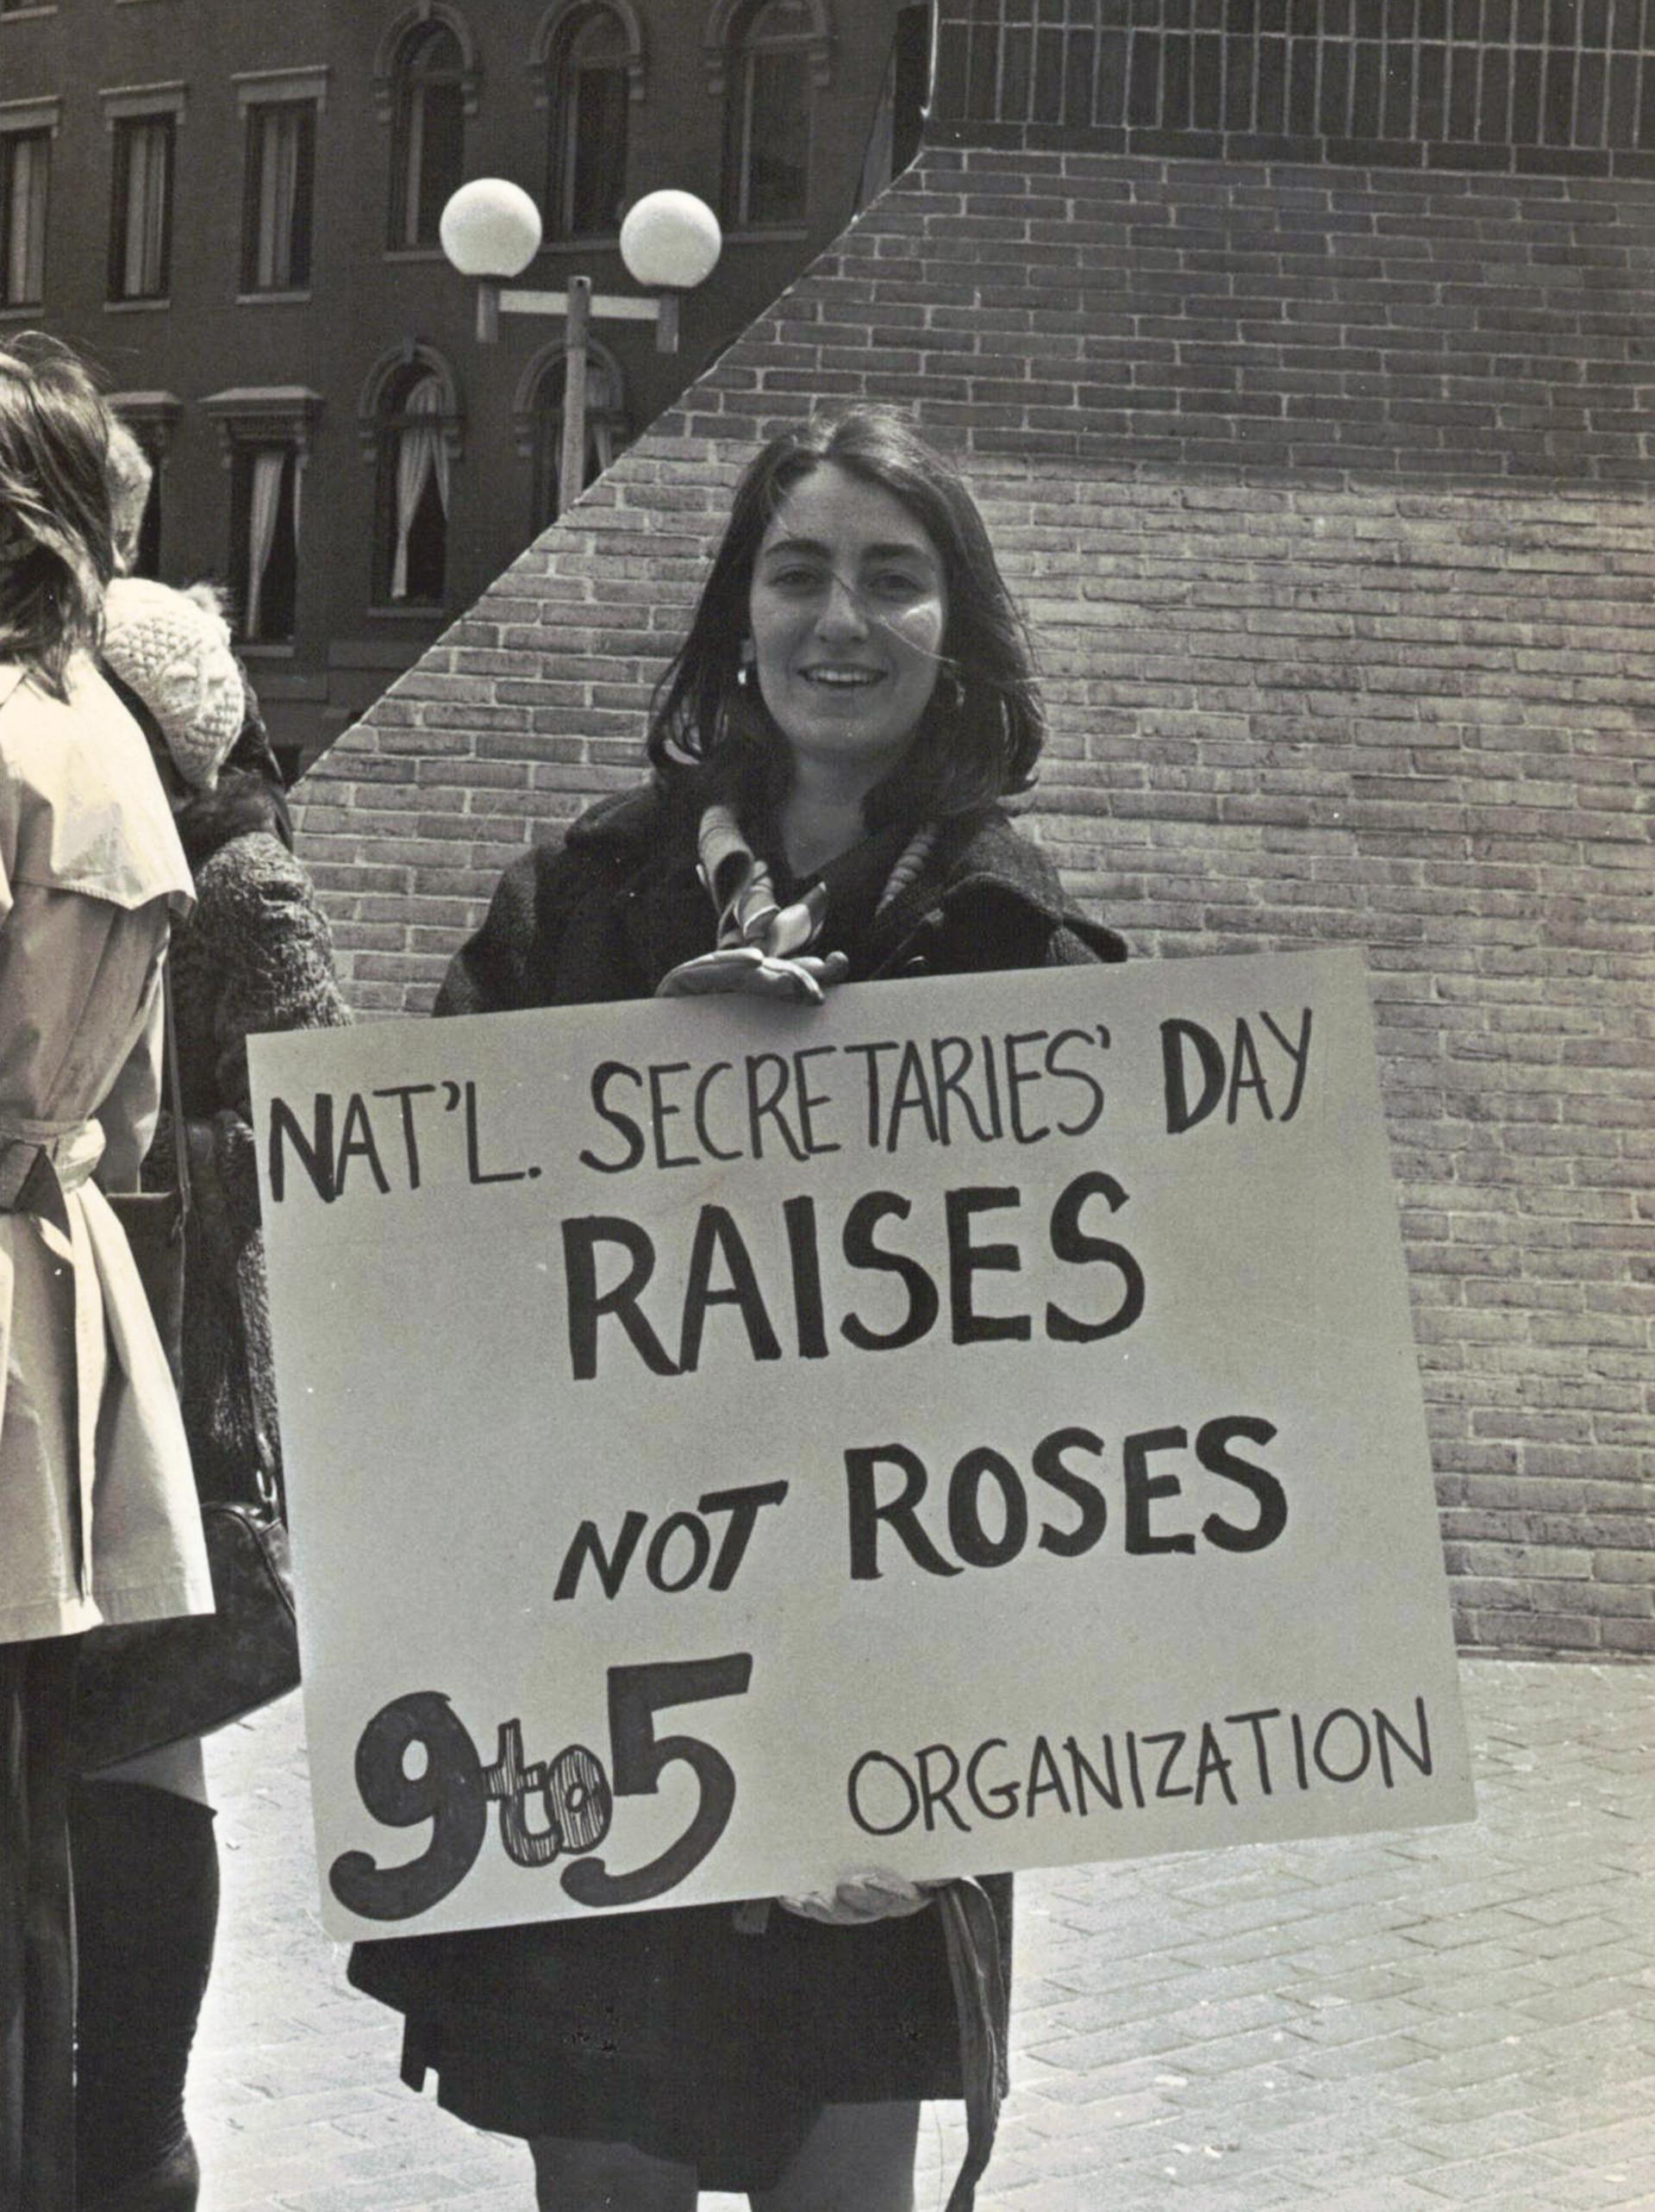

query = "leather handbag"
[104,1184,186,1387]
[73,970,303,1773]
[72,1500,300,1771]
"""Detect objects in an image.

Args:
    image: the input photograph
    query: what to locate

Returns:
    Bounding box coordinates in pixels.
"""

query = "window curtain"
[742,49,807,225]
[256,109,302,288]
[3,134,47,306]
[244,449,286,640]
[587,358,621,478]
[390,376,448,600]
[399,91,426,248]
[123,121,168,297]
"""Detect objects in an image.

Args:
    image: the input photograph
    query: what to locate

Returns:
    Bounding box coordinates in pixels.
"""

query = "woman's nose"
[815,572,868,637]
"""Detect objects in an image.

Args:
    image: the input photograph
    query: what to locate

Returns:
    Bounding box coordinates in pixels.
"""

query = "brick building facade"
[0,0,925,768]
[303,0,1652,1656]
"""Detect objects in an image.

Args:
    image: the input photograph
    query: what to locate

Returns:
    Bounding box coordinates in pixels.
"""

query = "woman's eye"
[869,572,926,601]
[767,564,822,590]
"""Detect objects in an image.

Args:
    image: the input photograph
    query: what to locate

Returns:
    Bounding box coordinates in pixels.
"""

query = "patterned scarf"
[656,803,936,1001]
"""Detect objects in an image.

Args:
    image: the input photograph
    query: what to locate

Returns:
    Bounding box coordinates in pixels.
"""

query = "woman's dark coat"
[350,783,1125,2187]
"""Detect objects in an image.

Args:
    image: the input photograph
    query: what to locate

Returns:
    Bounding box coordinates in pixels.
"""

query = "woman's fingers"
[656,947,847,1001]
[778,1871,934,1924]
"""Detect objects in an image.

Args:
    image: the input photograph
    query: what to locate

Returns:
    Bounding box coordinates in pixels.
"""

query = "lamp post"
[439,181,721,516]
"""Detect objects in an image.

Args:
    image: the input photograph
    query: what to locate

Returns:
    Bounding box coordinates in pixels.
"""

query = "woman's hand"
[778,1869,934,1924]
[657,945,850,1003]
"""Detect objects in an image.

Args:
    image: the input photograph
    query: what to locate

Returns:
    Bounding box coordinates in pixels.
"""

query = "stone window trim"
[234,67,331,118]
[0,97,61,137]
[99,82,188,130]
[702,0,832,98]
[530,0,646,108]
[509,334,626,458]
[107,389,184,456]
[200,385,324,466]
[372,3,481,123]
[356,344,464,465]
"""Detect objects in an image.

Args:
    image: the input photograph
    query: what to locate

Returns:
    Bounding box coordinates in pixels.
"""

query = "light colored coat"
[0,657,213,1642]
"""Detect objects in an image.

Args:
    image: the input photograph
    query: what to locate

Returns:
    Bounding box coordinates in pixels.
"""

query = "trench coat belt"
[0,1116,110,1598]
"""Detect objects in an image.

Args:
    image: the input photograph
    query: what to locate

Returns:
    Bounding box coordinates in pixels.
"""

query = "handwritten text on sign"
[248,948,1473,1940]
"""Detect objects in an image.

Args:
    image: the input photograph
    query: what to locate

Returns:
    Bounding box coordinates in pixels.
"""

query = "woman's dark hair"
[0,334,117,698]
[647,406,1046,828]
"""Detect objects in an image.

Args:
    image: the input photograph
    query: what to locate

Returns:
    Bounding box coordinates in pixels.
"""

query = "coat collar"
[565,784,1126,986]
[865,808,1127,971]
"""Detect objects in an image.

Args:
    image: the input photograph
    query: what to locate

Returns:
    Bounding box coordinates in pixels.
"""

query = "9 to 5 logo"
[331,1653,753,1921]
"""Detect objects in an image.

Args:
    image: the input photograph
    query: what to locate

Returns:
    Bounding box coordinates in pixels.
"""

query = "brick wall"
[297,67,1655,1655]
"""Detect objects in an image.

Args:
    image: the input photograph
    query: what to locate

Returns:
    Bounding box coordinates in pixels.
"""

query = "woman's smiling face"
[746,462,948,789]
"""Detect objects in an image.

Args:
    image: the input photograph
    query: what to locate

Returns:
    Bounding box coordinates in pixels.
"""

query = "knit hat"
[102,577,246,790]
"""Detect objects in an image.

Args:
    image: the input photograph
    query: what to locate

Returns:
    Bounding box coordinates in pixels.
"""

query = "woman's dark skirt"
[350,1877,1013,2192]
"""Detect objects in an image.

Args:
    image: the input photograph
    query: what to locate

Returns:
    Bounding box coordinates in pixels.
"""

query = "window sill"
[366,603,447,621]
[236,289,313,307]
[0,302,43,320]
[0,7,60,22]
[105,297,172,313]
[722,225,809,245]
[382,246,446,264]
[239,640,297,659]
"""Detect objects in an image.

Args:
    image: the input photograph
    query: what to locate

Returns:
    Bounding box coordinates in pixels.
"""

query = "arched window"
[373,365,453,604]
[549,7,631,238]
[524,345,628,526]
[389,22,466,248]
[722,0,813,228]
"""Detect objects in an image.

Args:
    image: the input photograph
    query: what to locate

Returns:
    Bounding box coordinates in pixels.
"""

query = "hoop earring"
[734,661,753,692]
[934,668,965,715]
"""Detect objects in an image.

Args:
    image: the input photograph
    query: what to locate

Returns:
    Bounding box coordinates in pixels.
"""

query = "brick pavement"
[192,1659,1654,2212]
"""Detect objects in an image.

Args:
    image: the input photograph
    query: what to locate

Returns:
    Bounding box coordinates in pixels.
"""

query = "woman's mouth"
[801,666,884,689]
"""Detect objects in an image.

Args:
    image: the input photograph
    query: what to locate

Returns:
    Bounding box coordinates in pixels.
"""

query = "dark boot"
[69,1780,219,2212]
[2,1637,78,2212]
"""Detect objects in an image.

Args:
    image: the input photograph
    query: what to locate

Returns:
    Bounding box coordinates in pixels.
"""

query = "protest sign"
[249,946,1474,1941]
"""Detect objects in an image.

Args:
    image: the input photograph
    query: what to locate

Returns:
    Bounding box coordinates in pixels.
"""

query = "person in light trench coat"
[0,334,212,2212]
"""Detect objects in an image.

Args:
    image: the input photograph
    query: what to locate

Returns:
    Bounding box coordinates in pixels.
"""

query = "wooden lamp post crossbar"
[444,182,720,516]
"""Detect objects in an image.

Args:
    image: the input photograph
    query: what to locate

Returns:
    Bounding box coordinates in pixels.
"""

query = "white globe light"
[439,179,543,279]
[620,191,722,291]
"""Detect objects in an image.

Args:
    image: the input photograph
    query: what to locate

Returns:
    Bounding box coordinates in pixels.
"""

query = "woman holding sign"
[351,406,1123,2209]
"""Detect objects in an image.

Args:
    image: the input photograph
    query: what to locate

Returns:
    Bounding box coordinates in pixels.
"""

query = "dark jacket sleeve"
[434,847,546,1017]
[434,836,615,1017]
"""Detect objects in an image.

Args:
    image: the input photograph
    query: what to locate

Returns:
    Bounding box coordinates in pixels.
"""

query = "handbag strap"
[936,1876,1010,2212]
[161,960,191,1232]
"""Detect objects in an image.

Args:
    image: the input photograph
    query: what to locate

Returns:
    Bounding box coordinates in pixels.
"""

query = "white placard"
[249,947,1474,1940]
